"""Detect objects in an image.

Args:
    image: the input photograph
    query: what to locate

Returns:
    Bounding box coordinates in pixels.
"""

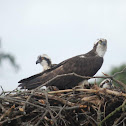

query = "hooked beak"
[109,81,112,86]
[102,42,106,46]
[101,40,107,46]
[36,59,41,64]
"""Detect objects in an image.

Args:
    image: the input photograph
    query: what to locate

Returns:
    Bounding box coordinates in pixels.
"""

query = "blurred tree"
[109,64,126,87]
[98,64,126,88]
[0,39,19,71]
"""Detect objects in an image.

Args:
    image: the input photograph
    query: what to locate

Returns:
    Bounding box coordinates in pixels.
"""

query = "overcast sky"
[0,0,126,91]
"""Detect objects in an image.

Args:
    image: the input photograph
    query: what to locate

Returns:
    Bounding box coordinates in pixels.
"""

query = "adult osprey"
[18,39,107,90]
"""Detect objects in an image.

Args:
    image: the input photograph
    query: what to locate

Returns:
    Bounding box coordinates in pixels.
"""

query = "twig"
[22,90,34,112]
[0,96,45,111]
[84,114,98,126]
[28,113,42,124]
[116,117,126,126]
[1,70,126,125]
[0,85,5,96]
[44,90,58,126]
[113,78,126,91]
[0,114,26,125]
[97,104,102,122]
[35,92,75,106]
[112,113,126,126]
[64,105,87,111]
[34,73,113,90]
[0,104,15,121]
[103,71,126,90]
[35,110,48,126]
[54,96,74,121]
[55,104,66,119]
[98,100,126,126]
[112,67,126,77]
[48,88,126,97]
[0,103,6,112]
[104,102,107,126]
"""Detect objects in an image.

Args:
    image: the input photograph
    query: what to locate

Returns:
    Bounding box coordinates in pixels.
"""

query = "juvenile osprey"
[36,54,56,71]
[18,54,56,85]
[18,39,107,90]
[99,79,113,89]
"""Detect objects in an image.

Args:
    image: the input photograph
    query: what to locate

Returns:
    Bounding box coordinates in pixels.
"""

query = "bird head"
[94,39,107,57]
[36,54,52,71]
[99,79,113,89]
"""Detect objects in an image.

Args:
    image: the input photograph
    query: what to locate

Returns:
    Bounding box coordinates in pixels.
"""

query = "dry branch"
[0,72,126,126]
[48,88,126,97]
[98,100,126,126]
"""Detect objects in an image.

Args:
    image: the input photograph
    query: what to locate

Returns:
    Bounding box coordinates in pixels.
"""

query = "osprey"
[18,54,56,85]
[99,79,113,89]
[36,54,56,71]
[18,39,107,90]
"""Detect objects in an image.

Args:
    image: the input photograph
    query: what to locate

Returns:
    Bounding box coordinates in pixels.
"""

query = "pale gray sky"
[0,0,126,90]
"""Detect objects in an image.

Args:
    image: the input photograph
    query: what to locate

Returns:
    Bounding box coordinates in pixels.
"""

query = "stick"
[48,88,126,97]
[33,73,113,90]
[22,90,34,112]
[98,100,126,126]
[35,92,75,106]
[0,96,45,111]
[0,105,15,121]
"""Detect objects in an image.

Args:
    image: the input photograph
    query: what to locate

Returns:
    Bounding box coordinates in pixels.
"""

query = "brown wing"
[18,55,103,90]
[18,72,47,83]
[18,63,61,84]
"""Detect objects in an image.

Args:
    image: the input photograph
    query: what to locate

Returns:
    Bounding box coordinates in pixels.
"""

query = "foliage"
[98,64,126,88]
[0,39,19,71]
[109,64,126,87]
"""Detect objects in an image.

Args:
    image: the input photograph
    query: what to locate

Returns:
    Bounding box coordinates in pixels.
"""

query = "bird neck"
[96,45,107,57]
[41,60,51,71]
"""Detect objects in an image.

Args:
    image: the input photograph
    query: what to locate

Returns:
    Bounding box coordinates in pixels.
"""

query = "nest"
[0,82,126,126]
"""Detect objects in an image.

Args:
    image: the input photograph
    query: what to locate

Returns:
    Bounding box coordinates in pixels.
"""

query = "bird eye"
[41,57,44,60]
[99,40,102,44]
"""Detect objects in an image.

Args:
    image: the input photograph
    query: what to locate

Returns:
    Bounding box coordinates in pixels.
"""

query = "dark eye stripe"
[44,57,51,66]
[99,40,102,43]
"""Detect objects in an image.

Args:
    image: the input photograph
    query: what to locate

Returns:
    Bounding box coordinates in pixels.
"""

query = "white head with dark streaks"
[36,54,52,71]
[99,79,113,89]
[94,39,107,57]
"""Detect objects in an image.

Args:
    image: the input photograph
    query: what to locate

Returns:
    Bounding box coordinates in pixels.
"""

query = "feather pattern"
[18,39,107,90]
